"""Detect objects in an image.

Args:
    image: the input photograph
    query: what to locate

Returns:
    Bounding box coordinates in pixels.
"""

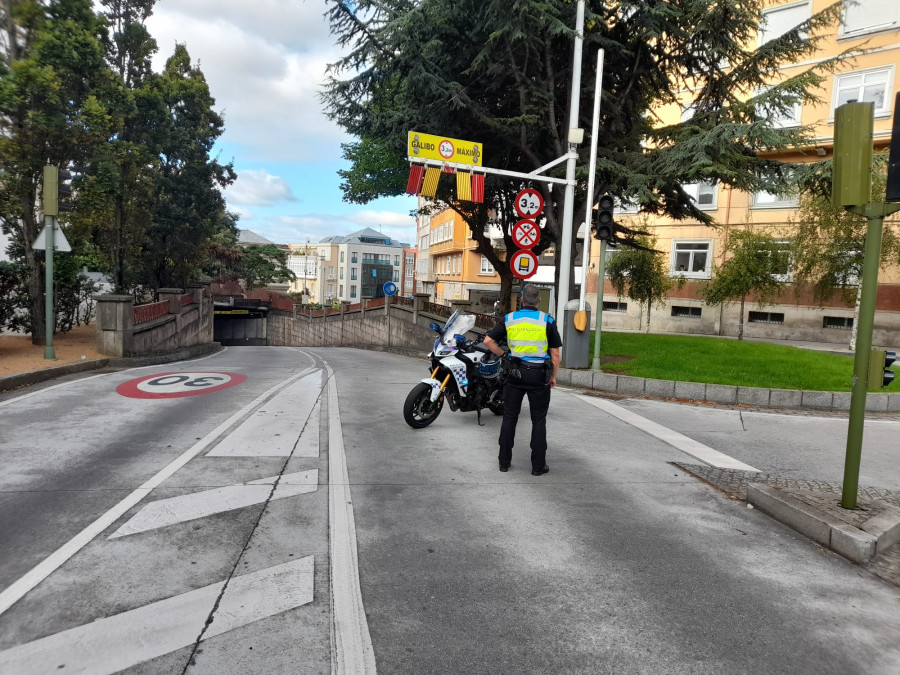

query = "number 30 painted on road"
[117,372,247,399]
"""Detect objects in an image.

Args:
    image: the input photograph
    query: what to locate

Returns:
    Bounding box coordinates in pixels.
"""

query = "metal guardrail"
[133,300,168,325]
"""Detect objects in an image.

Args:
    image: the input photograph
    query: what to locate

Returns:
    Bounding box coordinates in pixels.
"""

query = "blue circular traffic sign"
[383,282,397,296]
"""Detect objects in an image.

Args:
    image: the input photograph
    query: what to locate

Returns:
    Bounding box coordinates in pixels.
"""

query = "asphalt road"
[1,346,899,674]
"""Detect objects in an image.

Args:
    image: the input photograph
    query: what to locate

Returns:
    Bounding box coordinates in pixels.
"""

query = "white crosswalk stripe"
[108,470,319,539]
[0,557,315,675]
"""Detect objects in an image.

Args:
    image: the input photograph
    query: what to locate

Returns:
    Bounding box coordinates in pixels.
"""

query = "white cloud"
[146,1,348,163]
[226,169,296,206]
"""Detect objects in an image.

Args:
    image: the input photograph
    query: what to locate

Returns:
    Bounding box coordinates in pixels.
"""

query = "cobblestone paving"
[674,463,900,589]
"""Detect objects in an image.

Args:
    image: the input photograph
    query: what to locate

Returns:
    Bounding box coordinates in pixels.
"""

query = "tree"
[142,44,236,289]
[0,0,121,342]
[237,244,295,291]
[605,235,674,332]
[789,154,900,348]
[322,0,847,308]
[701,229,787,340]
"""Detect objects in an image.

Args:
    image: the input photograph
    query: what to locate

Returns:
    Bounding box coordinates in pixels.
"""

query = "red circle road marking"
[117,372,247,399]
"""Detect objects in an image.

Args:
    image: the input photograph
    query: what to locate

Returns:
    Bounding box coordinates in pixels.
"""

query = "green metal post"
[43,215,56,360]
[591,238,607,370]
[841,203,900,507]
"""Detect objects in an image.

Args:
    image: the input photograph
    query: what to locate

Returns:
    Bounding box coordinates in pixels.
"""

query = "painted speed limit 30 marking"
[117,372,247,399]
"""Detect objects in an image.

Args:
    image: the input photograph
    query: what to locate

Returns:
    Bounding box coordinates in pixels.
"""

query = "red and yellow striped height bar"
[456,171,472,201]
[420,167,441,197]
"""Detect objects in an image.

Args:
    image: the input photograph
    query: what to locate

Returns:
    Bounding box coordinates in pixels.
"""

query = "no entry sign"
[512,219,541,249]
[510,250,539,280]
[117,372,247,399]
[514,188,544,219]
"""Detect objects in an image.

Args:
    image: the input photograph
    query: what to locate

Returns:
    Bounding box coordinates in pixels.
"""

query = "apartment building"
[317,228,409,303]
[402,247,417,297]
[287,242,337,303]
[592,0,900,345]
[426,207,504,312]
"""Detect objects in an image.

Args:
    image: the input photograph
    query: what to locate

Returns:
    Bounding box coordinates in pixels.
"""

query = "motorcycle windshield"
[440,311,476,345]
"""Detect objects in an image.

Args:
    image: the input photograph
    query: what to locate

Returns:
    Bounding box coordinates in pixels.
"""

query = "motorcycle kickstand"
[476,408,484,426]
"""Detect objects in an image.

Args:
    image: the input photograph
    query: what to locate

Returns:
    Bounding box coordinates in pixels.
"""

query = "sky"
[144,0,418,248]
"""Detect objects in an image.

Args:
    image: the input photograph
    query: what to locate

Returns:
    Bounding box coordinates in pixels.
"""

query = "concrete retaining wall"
[95,284,214,357]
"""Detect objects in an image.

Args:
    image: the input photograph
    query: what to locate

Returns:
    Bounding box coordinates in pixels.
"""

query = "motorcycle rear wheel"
[403,383,444,428]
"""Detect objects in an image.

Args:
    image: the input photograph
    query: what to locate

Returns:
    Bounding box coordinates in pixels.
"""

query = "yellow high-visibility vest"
[505,310,549,361]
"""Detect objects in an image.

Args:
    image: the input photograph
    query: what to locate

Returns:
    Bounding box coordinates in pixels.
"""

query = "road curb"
[0,343,223,393]
[747,484,900,564]
[560,367,899,413]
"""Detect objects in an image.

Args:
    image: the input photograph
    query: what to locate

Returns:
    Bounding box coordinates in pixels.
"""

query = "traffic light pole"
[591,238,607,370]
[43,214,56,360]
[841,202,900,508]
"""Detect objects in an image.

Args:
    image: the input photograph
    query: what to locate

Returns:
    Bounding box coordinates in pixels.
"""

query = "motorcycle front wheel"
[403,382,444,428]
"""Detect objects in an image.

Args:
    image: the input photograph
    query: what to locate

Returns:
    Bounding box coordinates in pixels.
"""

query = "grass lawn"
[587,331,899,392]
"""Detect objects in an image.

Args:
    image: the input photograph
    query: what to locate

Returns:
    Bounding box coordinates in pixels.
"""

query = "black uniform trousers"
[498,365,551,469]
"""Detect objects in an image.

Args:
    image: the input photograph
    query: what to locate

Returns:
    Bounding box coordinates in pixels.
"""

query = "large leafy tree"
[0,0,122,343]
[142,44,236,289]
[323,0,846,309]
[701,228,787,340]
[236,244,296,291]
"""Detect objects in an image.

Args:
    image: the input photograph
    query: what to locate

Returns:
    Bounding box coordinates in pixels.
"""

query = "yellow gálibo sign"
[407,131,482,166]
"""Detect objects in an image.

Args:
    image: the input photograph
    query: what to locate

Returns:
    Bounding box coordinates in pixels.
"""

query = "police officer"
[483,284,562,475]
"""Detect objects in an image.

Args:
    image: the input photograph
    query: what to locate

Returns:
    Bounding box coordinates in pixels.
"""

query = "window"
[351,267,357,281]
[350,286,357,299]
[671,305,702,318]
[480,256,493,274]
[672,240,712,277]
[340,251,345,263]
[753,187,799,208]
[758,1,810,46]
[393,270,399,282]
[339,284,343,296]
[602,301,627,312]
[832,67,894,116]
[824,316,854,329]
[683,181,718,210]
[339,268,344,280]
[351,252,358,263]
[327,283,334,295]
[749,311,785,324]
[394,255,400,266]
[765,241,793,281]
[406,266,414,277]
[841,0,900,36]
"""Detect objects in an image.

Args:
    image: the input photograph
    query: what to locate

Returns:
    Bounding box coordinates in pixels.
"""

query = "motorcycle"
[403,310,505,428]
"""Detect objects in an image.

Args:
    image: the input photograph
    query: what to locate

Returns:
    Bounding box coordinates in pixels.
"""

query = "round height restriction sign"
[117,372,247,399]
[514,188,544,219]
[512,219,541,249]
[510,250,539,280]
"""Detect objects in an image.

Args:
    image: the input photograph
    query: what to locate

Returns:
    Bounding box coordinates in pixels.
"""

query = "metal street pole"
[841,203,900,508]
[554,0,585,327]
[579,49,604,311]
[43,215,56,360]
[591,238,607,370]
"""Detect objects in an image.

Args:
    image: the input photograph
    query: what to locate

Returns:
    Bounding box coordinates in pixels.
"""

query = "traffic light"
[867,349,896,388]
[593,193,615,241]
[41,166,74,216]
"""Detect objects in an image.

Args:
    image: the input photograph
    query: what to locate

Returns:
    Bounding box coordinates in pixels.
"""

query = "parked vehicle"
[403,311,505,428]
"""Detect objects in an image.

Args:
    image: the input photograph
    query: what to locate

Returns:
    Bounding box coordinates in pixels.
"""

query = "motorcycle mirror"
[454,334,466,343]
[429,322,441,332]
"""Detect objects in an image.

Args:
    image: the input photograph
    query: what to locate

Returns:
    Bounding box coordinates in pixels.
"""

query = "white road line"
[206,371,322,457]
[108,470,319,539]
[576,394,760,472]
[326,364,377,674]
[0,557,314,675]
[0,367,316,617]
